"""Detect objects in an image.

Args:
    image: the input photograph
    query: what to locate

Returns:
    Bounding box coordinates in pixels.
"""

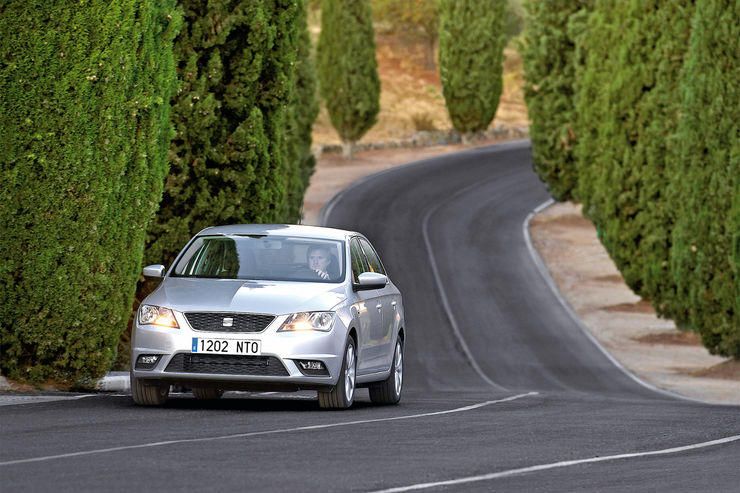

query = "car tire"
[192,387,224,400]
[369,339,403,405]
[318,338,356,410]
[130,372,169,406]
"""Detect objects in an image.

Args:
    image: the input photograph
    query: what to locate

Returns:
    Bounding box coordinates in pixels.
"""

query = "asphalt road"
[2,141,739,492]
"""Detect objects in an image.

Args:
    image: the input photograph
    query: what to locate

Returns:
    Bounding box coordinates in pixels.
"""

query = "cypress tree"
[574,0,693,310]
[438,0,506,143]
[571,3,618,210]
[145,0,301,268]
[316,0,380,158]
[669,0,739,357]
[0,1,180,384]
[522,0,593,201]
[284,2,319,221]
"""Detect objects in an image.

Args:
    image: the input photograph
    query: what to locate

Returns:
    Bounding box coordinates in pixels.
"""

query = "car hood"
[146,277,347,315]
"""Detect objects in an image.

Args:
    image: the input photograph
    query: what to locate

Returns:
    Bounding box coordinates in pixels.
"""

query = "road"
[2,141,739,492]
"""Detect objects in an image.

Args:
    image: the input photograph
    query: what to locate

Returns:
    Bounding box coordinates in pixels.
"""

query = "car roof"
[196,224,357,241]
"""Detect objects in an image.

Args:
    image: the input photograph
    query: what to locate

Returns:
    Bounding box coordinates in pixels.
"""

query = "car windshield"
[171,235,346,283]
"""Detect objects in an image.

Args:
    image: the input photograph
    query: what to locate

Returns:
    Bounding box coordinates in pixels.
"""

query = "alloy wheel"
[344,343,356,403]
[394,341,403,397]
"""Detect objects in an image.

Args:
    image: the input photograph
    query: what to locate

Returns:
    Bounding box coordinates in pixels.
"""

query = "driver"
[307,245,337,280]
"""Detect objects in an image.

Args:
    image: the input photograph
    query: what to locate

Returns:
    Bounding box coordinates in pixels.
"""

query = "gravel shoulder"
[304,143,740,406]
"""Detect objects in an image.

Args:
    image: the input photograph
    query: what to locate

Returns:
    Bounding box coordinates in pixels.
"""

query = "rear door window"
[359,238,386,276]
[350,238,370,283]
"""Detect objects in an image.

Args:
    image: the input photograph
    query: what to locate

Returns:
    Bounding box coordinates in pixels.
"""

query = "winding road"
[2,141,739,491]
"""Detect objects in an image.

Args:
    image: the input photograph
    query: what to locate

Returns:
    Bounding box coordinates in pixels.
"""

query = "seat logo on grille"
[222,317,234,327]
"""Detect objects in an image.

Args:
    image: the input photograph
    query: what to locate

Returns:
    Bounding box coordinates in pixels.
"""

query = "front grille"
[164,353,289,376]
[185,312,275,333]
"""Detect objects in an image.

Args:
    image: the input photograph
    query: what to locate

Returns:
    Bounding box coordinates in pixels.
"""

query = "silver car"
[131,225,405,409]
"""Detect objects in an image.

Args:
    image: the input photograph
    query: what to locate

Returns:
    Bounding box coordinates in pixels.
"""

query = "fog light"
[298,361,324,370]
[135,354,162,370]
[296,360,329,376]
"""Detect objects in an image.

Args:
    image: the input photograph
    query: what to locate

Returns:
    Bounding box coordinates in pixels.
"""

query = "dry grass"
[690,360,740,380]
[634,331,702,346]
[603,300,656,314]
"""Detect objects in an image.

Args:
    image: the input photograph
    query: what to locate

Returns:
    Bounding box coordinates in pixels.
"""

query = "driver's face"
[309,250,330,271]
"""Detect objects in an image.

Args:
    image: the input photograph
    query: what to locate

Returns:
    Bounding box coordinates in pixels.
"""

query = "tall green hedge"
[522,0,592,201]
[574,0,693,309]
[284,2,319,221]
[316,0,380,157]
[524,0,738,357]
[669,0,739,357]
[145,0,302,268]
[439,0,506,141]
[0,1,180,385]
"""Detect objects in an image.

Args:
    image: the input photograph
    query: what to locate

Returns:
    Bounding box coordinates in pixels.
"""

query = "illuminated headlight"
[278,312,335,332]
[138,304,179,328]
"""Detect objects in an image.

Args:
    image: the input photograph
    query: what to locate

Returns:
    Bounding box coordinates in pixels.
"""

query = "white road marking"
[0,395,94,407]
[422,176,510,391]
[0,392,537,467]
[372,434,740,492]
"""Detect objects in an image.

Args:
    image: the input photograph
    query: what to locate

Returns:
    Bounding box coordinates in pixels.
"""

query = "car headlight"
[278,312,335,332]
[138,304,179,328]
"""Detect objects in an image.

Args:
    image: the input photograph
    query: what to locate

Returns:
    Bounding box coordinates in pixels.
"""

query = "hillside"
[312,30,529,146]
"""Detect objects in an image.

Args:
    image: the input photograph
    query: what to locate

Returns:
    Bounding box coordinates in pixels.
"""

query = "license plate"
[191,337,261,355]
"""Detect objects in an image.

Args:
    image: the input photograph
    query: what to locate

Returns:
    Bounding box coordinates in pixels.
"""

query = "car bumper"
[131,312,346,390]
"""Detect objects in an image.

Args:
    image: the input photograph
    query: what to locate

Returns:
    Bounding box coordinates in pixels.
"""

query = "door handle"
[391,301,397,310]
[376,304,382,310]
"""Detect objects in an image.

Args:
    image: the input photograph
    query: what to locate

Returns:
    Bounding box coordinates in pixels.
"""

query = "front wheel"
[131,372,169,406]
[369,339,403,405]
[318,338,357,409]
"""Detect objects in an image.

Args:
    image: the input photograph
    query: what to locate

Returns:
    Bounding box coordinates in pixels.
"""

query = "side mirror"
[354,272,388,291]
[143,264,166,279]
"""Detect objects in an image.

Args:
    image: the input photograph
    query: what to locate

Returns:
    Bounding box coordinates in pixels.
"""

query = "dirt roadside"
[303,144,740,406]
[529,202,740,405]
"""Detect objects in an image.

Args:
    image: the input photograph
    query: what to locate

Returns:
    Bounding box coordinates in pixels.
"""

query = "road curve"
[2,141,739,492]
[325,140,657,396]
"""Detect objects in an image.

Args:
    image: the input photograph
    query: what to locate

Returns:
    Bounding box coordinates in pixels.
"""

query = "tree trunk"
[341,140,354,159]
[424,36,437,70]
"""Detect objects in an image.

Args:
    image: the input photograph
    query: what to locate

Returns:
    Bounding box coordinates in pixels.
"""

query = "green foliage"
[506,0,738,358]
[372,0,438,40]
[574,0,693,309]
[522,0,592,201]
[145,0,302,268]
[571,4,616,212]
[0,0,180,385]
[439,0,507,137]
[284,2,319,220]
[316,0,380,149]
[669,0,739,357]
